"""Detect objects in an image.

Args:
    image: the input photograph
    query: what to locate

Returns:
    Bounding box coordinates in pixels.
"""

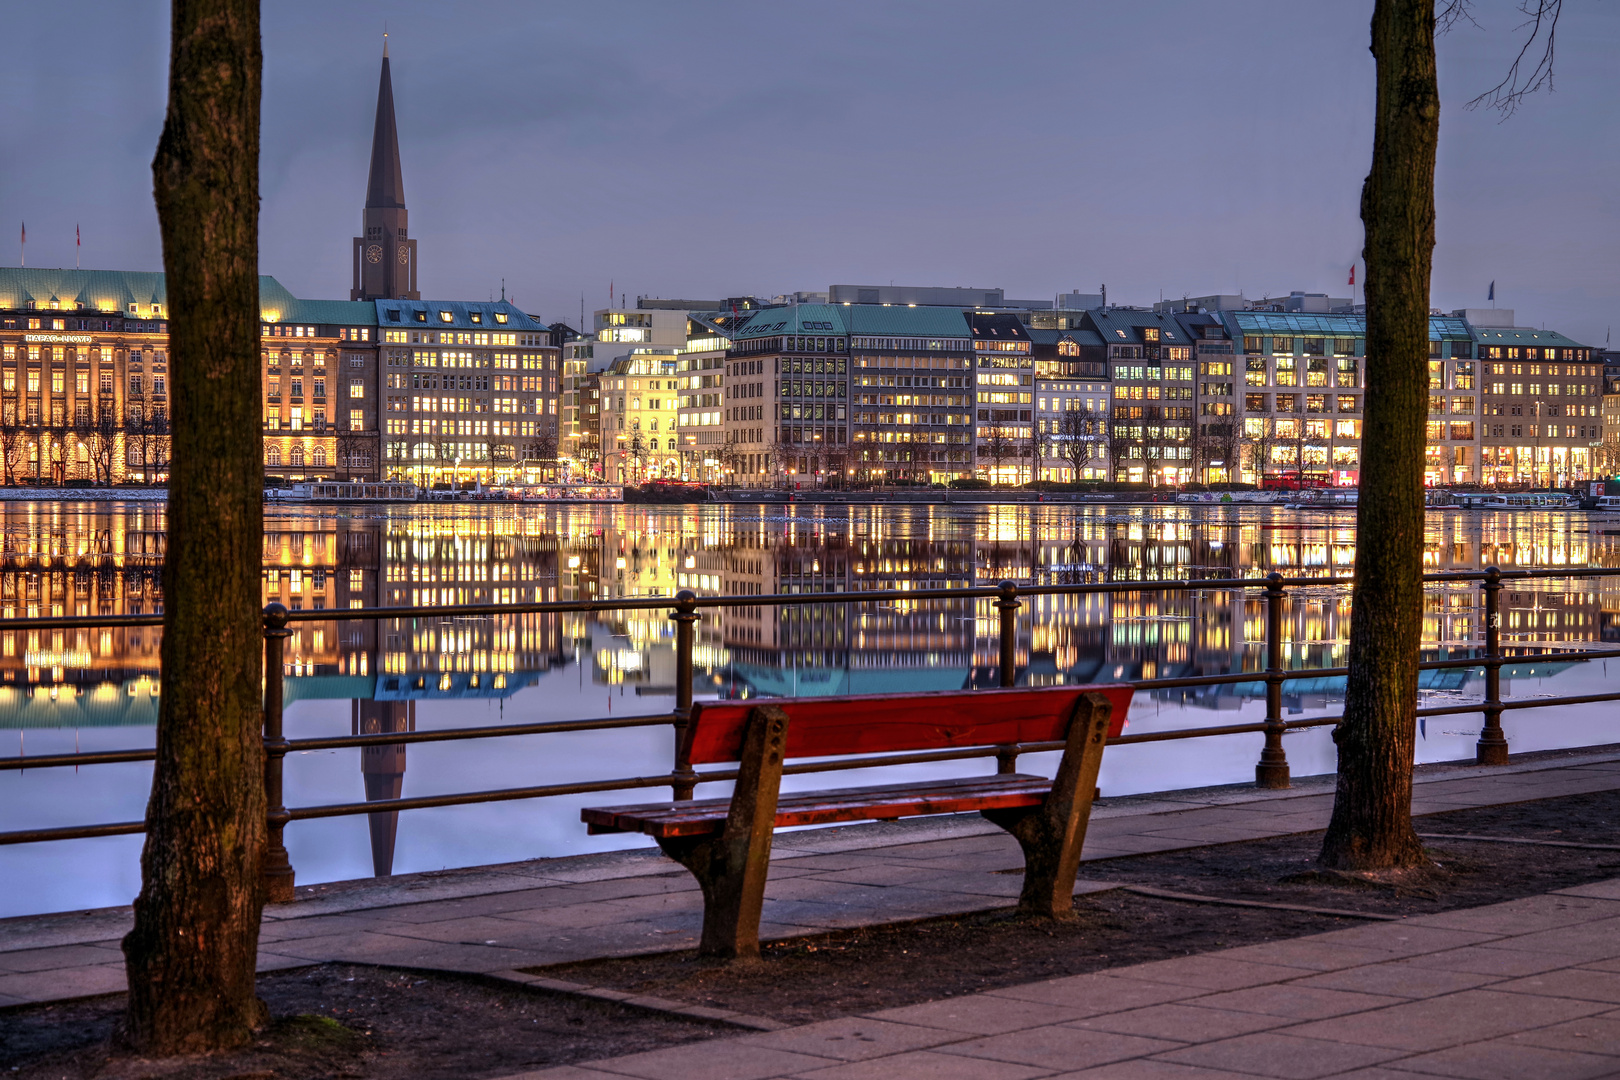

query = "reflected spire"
[353,699,412,877]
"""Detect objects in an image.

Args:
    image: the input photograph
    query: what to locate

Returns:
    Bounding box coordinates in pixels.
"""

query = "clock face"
[397,245,410,265]
[366,244,382,264]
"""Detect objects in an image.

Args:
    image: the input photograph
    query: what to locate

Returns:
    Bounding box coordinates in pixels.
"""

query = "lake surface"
[1,499,1617,917]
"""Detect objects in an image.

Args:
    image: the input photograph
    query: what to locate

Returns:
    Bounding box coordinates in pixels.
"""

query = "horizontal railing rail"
[2,565,1618,901]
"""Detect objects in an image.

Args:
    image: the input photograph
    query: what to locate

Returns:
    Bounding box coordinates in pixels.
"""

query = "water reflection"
[2,500,1618,915]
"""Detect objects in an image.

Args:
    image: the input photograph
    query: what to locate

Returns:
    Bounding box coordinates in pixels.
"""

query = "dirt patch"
[1077,786,1620,914]
[0,964,725,1080]
[535,787,1620,1023]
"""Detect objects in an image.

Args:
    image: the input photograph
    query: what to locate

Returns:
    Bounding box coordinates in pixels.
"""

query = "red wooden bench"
[582,684,1132,958]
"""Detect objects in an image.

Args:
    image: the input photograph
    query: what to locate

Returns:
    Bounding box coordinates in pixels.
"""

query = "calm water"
[1,499,1617,917]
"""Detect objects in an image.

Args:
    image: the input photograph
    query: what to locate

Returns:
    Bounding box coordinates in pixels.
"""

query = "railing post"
[1476,566,1509,765]
[996,580,1020,688]
[670,589,699,801]
[994,580,1022,773]
[1256,572,1291,789]
[261,602,296,903]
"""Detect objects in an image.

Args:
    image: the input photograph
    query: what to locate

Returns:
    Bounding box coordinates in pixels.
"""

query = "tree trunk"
[122,0,266,1052]
[1320,0,1437,871]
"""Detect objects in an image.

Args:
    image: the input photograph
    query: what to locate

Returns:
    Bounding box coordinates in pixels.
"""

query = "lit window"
[439,311,453,323]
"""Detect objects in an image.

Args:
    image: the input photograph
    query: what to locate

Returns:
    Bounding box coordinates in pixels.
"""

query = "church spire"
[366,46,405,210]
[352,42,418,301]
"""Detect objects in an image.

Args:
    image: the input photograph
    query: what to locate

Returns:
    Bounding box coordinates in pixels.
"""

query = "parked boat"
[267,481,419,503]
[1455,491,1577,510]
[512,484,624,503]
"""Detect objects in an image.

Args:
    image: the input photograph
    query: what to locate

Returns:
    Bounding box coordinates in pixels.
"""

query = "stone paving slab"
[4,748,1620,1011]
[498,876,1620,1079]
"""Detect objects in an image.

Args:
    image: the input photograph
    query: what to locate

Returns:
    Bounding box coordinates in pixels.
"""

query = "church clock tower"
[352,41,419,301]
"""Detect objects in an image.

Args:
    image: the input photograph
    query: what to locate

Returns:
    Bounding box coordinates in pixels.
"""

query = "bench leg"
[981,691,1111,920]
[655,705,789,959]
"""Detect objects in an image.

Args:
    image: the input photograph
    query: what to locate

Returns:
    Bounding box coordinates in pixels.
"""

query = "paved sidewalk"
[2,749,1619,1009]
[506,877,1620,1080]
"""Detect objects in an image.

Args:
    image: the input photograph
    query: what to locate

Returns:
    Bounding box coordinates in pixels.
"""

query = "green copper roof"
[0,267,170,312]
[0,267,378,326]
[732,304,847,340]
[281,299,378,325]
[374,299,548,332]
[843,305,971,338]
[1471,326,1589,348]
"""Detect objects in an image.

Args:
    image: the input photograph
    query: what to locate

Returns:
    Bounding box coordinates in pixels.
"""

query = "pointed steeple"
[352,39,418,301]
[366,47,406,210]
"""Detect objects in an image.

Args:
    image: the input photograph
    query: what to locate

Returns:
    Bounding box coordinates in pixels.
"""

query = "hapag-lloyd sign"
[23,334,93,344]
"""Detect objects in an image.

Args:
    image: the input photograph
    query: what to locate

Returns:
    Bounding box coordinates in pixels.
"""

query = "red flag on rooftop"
[1348,264,1355,287]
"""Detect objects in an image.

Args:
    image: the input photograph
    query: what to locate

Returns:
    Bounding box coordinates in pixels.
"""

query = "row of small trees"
[0,399,170,485]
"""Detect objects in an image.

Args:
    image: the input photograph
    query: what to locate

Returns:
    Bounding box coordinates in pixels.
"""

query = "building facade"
[1029,327,1110,481]
[1083,310,1197,485]
[847,307,974,486]
[598,351,683,483]
[724,305,851,487]
[1475,327,1600,487]
[378,299,558,486]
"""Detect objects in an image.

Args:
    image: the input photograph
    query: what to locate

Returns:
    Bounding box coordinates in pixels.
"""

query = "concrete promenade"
[513,877,1620,1079]
[4,749,1620,1078]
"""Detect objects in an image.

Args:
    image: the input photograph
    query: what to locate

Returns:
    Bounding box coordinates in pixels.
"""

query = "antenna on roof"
[383,25,388,57]
[501,279,506,302]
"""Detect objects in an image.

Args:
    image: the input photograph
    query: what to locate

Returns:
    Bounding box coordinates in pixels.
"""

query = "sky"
[2,1,1617,344]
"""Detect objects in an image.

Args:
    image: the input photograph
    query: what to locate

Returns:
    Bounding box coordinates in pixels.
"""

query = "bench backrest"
[683,684,1133,766]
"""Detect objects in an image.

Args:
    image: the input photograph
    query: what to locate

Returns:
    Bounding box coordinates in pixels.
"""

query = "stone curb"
[485,968,790,1031]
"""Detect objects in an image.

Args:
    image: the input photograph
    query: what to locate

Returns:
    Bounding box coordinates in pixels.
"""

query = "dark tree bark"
[1320,0,1438,871]
[121,0,266,1052]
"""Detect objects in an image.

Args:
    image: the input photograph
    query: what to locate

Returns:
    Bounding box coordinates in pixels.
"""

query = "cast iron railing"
[1,566,1618,902]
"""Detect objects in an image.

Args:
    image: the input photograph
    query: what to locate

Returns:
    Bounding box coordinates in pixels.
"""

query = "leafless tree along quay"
[1321,0,1565,872]
[119,0,267,1053]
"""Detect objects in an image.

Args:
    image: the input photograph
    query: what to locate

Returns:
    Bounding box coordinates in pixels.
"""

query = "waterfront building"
[726,304,851,487]
[1474,326,1600,487]
[261,288,380,484]
[564,306,686,480]
[1219,311,1371,488]
[376,298,559,486]
[1212,311,1478,487]
[598,350,683,483]
[1083,309,1196,485]
[1028,326,1110,481]
[676,313,733,483]
[0,269,388,486]
[561,340,600,475]
[351,47,419,302]
[969,312,1035,485]
[1601,367,1620,477]
[847,306,975,486]
[1180,312,1240,483]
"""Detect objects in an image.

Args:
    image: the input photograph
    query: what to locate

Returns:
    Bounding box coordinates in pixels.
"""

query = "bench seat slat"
[583,773,1053,838]
[685,684,1131,765]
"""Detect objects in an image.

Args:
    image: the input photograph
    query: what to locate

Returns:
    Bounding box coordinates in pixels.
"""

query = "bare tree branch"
[1436,0,1480,34]
[1465,0,1562,117]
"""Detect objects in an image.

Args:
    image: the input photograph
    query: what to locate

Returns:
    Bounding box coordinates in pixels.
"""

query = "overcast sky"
[3,2,1616,342]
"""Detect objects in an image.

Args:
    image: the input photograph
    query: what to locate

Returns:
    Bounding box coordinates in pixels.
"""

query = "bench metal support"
[981,691,1111,920]
[655,704,789,959]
